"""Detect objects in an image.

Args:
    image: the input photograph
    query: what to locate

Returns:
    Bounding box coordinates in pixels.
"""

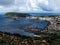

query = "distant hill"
[5,12,31,17]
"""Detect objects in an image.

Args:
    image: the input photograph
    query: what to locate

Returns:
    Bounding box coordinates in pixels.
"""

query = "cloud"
[38,0,48,5]
[0,0,17,12]
[18,0,52,12]
[0,5,18,12]
[48,0,60,11]
[0,0,60,12]
[12,0,60,12]
[0,0,15,6]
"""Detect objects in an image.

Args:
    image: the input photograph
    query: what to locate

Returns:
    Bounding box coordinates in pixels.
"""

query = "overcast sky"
[0,0,60,13]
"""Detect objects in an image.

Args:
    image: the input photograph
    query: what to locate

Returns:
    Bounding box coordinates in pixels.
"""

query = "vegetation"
[5,12,59,18]
[0,31,60,45]
[5,12,31,17]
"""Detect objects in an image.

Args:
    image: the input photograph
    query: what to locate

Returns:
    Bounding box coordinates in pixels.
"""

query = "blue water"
[30,13,60,16]
[0,15,49,37]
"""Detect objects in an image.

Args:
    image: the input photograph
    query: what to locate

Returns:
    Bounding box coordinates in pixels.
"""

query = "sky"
[0,0,60,13]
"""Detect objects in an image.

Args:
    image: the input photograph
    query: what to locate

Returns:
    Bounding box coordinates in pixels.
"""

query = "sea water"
[0,15,49,37]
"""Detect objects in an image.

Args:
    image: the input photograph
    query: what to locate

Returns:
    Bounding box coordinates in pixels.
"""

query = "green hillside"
[5,12,31,17]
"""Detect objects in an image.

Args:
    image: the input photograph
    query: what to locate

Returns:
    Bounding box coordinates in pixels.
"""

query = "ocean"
[0,15,49,37]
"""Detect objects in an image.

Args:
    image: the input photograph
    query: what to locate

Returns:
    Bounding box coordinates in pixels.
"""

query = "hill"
[5,12,31,17]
